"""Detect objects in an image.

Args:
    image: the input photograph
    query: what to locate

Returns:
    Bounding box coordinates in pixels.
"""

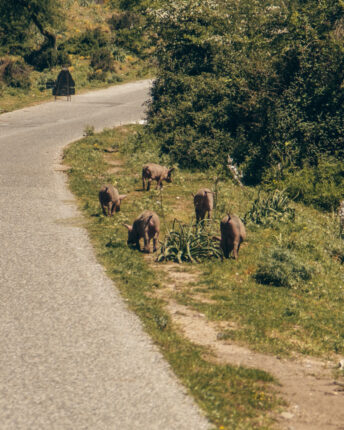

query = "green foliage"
[244,189,295,225]
[90,47,114,72]
[158,219,223,263]
[0,58,31,89]
[0,0,64,54]
[60,27,112,56]
[147,0,344,186]
[63,124,282,429]
[264,157,344,212]
[83,124,96,136]
[25,47,71,71]
[253,246,313,288]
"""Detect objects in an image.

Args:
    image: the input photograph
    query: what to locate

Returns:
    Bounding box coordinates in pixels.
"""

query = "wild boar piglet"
[99,184,127,216]
[142,163,174,190]
[124,210,160,253]
[193,188,214,222]
[219,214,246,259]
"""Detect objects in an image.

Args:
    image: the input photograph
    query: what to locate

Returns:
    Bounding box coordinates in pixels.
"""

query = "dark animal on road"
[142,163,174,190]
[193,188,214,222]
[99,184,127,216]
[219,214,246,259]
[124,210,160,253]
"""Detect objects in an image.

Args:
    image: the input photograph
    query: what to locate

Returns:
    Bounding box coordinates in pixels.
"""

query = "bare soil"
[104,153,124,174]
[154,263,344,430]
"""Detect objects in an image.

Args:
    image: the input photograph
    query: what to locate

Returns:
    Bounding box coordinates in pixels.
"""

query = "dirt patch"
[151,262,199,299]
[104,154,124,174]
[152,262,344,430]
[54,164,71,172]
[168,301,344,430]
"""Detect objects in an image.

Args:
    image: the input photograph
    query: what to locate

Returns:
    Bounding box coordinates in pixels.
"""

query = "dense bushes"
[0,58,31,89]
[263,157,344,211]
[254,247,313,288]
[25,47,70,71]
[146,0,344,200]
[60,27,112,56]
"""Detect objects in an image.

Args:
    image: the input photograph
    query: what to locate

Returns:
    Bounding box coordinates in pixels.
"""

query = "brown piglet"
[124,210,160,253]
[219,214,246,259]
[99,184,127,216]
[193,188,214,222]
[142,163,174,190]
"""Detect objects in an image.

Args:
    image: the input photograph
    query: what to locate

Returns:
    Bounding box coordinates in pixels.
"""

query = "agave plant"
[244,189,295,225]
[158,219,223,263]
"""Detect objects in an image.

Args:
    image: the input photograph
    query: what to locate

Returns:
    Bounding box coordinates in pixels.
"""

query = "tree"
[146,0,344,183]
[0,0,63,55]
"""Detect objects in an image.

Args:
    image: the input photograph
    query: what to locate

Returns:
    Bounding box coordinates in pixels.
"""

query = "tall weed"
[244,189,295,226]
[158,219,223,263]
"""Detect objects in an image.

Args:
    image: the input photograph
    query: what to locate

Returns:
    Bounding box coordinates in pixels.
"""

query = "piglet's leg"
[143,233,150,253]
[153,233,159,252]
[101,204,107,216]
[233,239,240,259]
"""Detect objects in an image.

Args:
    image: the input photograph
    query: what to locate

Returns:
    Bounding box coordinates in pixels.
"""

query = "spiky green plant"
[158,219,223,263]
[244,189,295,225]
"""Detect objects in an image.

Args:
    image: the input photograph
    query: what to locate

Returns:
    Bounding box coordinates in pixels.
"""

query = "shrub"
[90,47,114,72]
[108,11,147,56]
[264,157,344,212]
[0,58,31,89]
[158,219,223,263]
[60,28,111,56]
[244,190,295,226]
[108,11,139,31]
[254,247,313,288]
[36,72,56,92]
[25,48,70,71]
[147,0,344,182]
[83,125,95,137]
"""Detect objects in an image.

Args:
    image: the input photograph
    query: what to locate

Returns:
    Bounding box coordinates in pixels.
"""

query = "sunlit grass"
[65,125,344,360]
[63,125,284,429]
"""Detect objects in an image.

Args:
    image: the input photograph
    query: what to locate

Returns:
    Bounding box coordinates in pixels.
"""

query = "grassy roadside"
[63,124,344,427]
[0,1,154,114]
[63,126,284,429]
[0,59,153,113]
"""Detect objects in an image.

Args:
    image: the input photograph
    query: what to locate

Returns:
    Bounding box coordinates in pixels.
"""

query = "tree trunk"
[30,13,56,49]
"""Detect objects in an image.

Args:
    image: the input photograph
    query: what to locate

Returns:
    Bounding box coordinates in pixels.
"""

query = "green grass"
[64,124,344,427]
[63,126,284,429]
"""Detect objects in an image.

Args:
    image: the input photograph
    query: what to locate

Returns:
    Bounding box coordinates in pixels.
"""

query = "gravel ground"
[0,81,210,429]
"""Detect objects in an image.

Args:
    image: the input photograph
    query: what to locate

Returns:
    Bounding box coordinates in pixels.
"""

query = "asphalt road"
[0,81,209,429]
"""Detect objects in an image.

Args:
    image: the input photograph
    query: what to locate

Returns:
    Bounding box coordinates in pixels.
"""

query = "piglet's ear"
[168,167,175,173]
[145,215,153,226]
[213,236,221,242]
[119,194,127,200]
[123,224,132,231]
[227,214,232,223]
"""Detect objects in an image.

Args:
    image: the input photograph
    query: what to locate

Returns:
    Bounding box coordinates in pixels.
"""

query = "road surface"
[0,81,209,429]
